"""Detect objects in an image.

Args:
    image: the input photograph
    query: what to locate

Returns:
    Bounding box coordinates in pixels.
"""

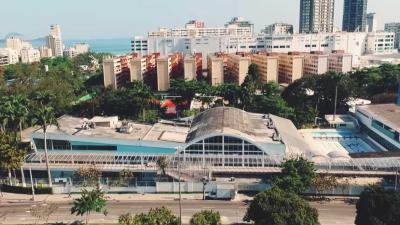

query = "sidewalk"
[0,192,207,204]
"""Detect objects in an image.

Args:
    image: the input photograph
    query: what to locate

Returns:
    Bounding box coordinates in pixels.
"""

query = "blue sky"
[1,0,399,39]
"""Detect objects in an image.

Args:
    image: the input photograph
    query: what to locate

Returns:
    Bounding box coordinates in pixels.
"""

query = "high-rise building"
[366,13,378,32]
[0,48,19,65]
[47,24,64,57]
[103,55,132,89]
[225,54,251,85]
[299,0,335,33]
[183,53,202,81]
[385,23,400,49]
[342,0,368,32]
[207,55,225,86]
[39,46,53,58]
[303,52,329,75]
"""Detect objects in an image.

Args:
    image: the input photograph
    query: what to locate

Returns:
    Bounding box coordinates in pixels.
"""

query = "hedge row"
[0,184,53,194]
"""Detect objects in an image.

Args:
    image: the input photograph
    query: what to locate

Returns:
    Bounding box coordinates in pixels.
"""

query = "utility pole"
[178,147,182,225]
[333,85,338,122]
[395,167,398,191]
[29,167,35,201]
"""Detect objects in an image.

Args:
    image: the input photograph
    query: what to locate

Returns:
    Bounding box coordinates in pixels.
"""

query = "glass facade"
[184,135,265,156]
[342,0,368,32]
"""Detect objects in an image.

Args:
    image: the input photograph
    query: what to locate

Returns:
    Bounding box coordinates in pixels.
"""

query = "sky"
[1,0,399,40]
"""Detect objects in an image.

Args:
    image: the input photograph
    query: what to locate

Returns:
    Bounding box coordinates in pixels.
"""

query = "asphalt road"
[0,200,356,225]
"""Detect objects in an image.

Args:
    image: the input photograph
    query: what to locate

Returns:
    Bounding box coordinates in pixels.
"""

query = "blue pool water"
[313,130,355,138]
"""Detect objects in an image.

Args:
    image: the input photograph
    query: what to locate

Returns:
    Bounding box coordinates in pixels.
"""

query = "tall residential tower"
[299,0,335,33]
[342,0,368,32]
[47,24,64,57]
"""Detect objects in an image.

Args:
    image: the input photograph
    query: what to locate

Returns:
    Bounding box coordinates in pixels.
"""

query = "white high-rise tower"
[47,24,63,57]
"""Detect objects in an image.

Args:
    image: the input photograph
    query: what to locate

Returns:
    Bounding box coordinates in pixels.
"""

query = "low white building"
[74,43,90,54]
[64,47,77,58]
[0,48,19,65]
[132,31,396,67]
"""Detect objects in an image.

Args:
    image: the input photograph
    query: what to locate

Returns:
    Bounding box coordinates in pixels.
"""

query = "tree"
[216,83,241,107]
[313,174,338,198]
[119,207,179,225]
[273,157,316,194]
[0,133,27,185]
[156,156,169,176]
[355,186,400,225]
[190,210,222,225]
[247,63,261,88]
[240,76,256,110]
[30,203,59,224]
[71,188,108,225]
[33,106,58,187]
[74,165,102,187]
[244,188,319,225]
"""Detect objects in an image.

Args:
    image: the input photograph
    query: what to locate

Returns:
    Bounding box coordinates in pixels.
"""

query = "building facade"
[207,55,225,86]
[263,23,294,35]
[0,48,19,65]
[184,53,202,80]
[225,54,251,85]
[47,24,64,57]
[103,55,133,89]
[20,48,41,63]
[299,0,335,33]
[385,23,400,49]
[342,0,368,32]
[278,52,304,84]
[250,53,279,83]
[303,52,329,75]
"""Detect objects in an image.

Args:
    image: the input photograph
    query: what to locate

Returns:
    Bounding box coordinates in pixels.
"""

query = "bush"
[1,184,53,194]
[190,210,222,225]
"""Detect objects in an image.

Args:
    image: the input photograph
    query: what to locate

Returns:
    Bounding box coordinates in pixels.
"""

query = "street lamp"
[201,176,209,200]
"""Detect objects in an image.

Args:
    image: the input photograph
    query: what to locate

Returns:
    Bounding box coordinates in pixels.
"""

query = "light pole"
[177,146,182,225]
[201,176,209,200]
[29,167,35,201]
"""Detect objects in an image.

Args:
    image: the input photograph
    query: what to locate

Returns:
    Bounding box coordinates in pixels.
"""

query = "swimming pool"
[312,130,356,138]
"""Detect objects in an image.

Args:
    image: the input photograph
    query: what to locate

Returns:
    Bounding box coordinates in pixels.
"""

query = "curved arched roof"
[186,107,276,144]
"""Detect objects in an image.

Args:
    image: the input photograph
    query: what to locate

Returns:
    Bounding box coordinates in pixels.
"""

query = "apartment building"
[224,54,251,85]
[207,55,225,86]
[130,53,159,83]
[251,53,279,83]
[303,52,329,75]
[365,32,396,54]
[184,53,202,80]
[0,48,19,65]
[39,46,53,58]
[156,53,183,91]
[6,37,32,53]
[299,0,335,33]
[278,52,304,84]
[263,23,294,35]
[47,24,63,57]
[74,43,90,54]
[20,48,40,64]
[103,55,133,89]
[64,47,77,58]
[384,23,400,49]
[328,51,353,73]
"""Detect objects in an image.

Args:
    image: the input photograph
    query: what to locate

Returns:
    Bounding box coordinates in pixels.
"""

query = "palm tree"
[71,188,108,225]
[34,106,58,187]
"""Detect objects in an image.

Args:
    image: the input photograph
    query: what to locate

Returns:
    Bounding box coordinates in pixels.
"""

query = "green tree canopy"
[244,188,319,225]
[355,186,400,225]
[273,157,316,194]
[189,210,222,225]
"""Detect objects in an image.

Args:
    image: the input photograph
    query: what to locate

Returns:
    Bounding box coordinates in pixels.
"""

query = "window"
[72,145,117,151]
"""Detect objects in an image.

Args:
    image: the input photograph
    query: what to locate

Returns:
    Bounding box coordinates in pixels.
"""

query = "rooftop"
[357,103,400,131]
[31,115,189,143]
[186,107,279,144]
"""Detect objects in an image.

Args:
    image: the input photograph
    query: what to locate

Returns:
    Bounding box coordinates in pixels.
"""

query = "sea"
[0,38,132,55]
